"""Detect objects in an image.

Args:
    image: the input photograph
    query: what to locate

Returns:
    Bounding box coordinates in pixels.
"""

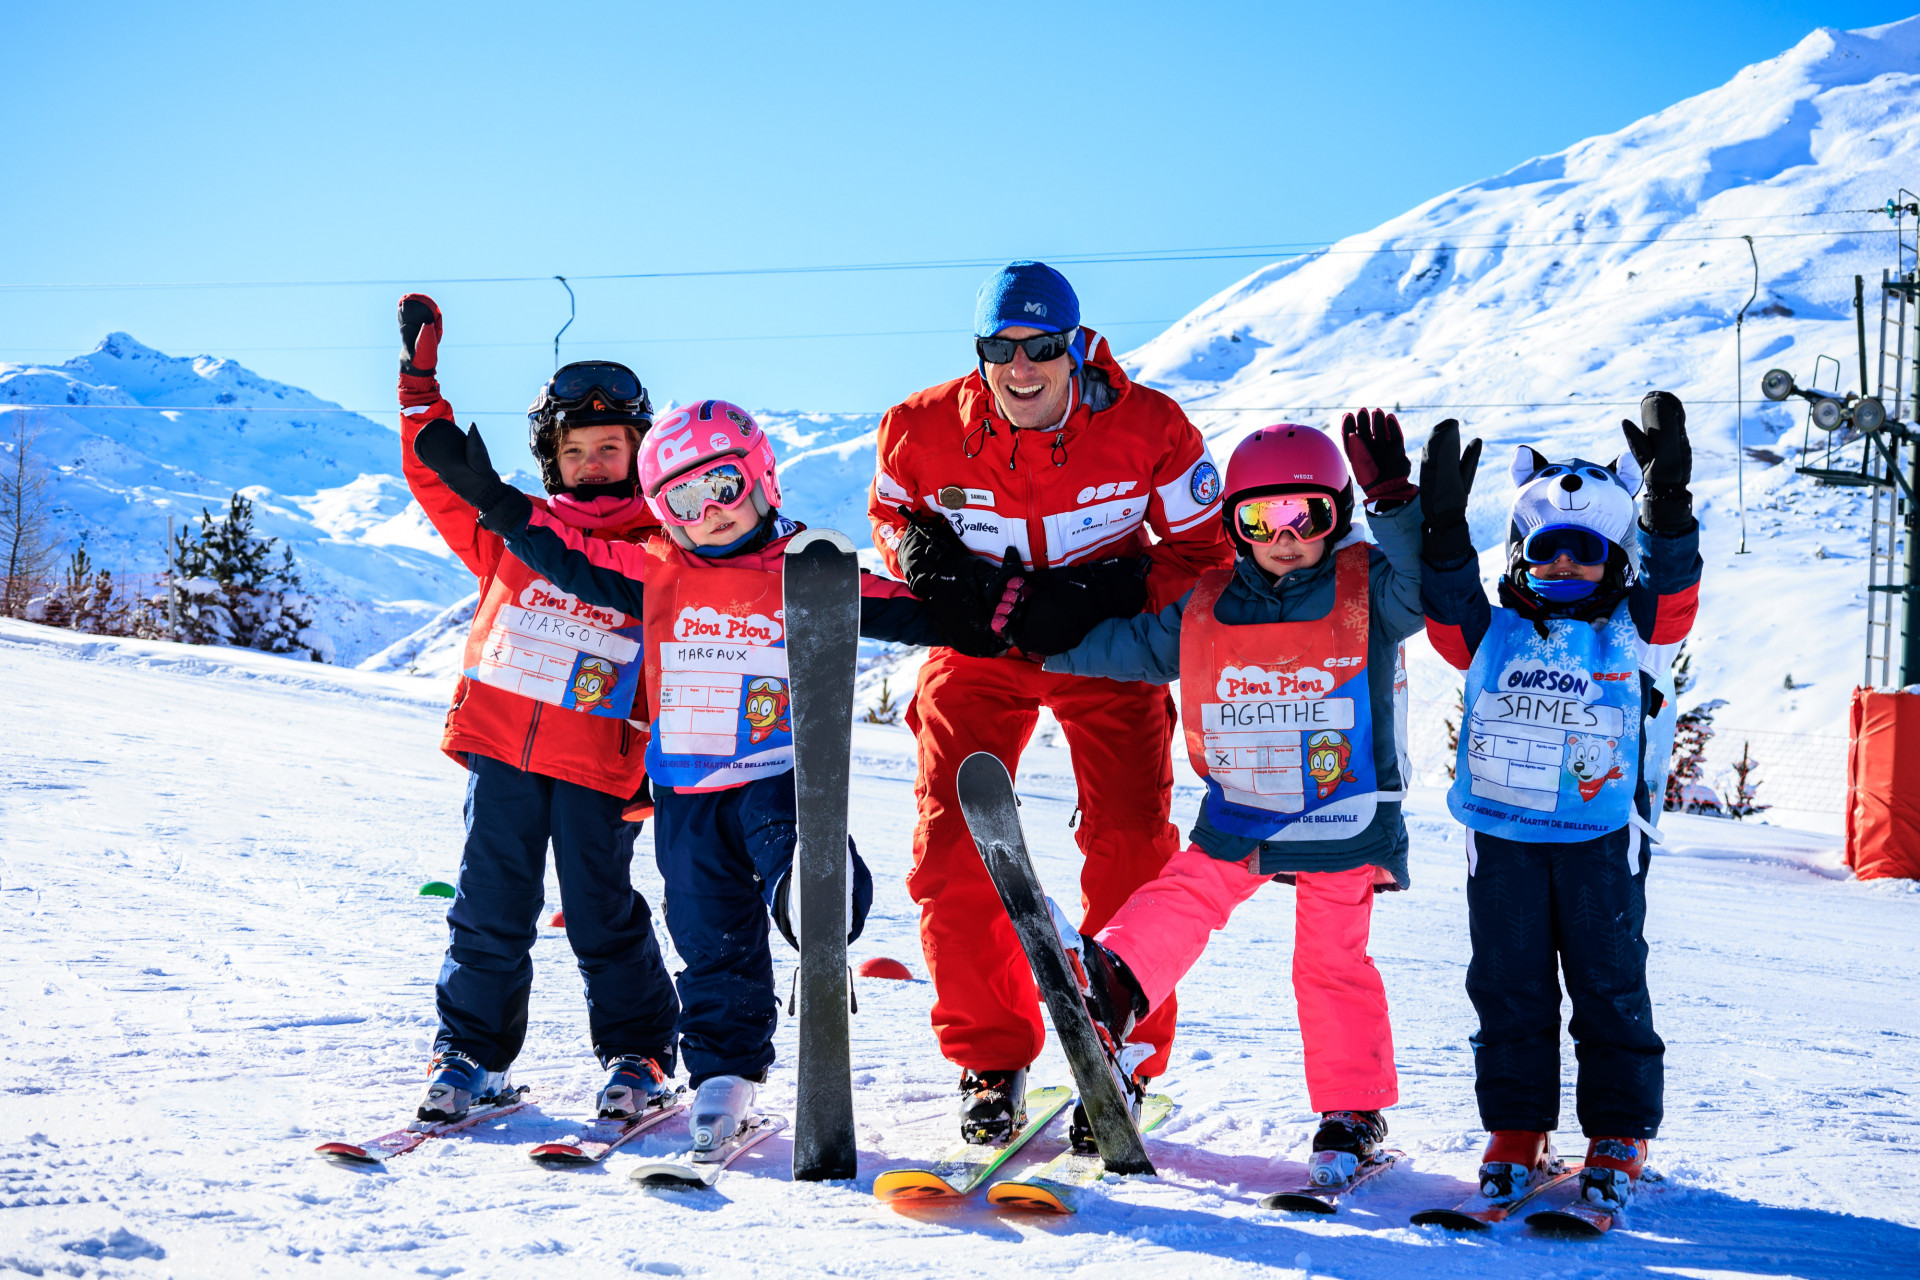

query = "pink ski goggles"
[1233,493,1337,544]
[656,459,752,526]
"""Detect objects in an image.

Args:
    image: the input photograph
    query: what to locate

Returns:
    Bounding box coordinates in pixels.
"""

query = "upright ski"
[527,1099,688,1167]
[1409,1159,1583,1231]
[956,752,1153,1178]
[314,1087,531,1166]
[872,1084,1073,1204]
[783,529,861,1182]
[1261,1149,1403,1214]
[986,1092,1175,1214]
[629,1114,788,1190]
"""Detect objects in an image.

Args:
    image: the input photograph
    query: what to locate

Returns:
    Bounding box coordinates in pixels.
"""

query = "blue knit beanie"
[974,261,1086,371]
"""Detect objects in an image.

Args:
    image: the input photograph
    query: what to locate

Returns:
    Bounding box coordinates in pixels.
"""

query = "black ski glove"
[893,507,1014,658]
[1622,390,1693,531]
[1417,418,1483,565]
[996,556,1149,657]
[1341,407,1418,509]
[414,420,528,530]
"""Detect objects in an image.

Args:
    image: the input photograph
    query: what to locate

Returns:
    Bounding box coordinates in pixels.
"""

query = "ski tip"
[313,1142,381,1165]
[1261,1192,1338,1214]
[985,1182,1073,1214]
[528,1143,589,1165]
[1409,1208,1493,1232]
[872,1170,963,1203]
[785,528,856,556]
[957,752,1009,785]
[630,1169,706,1190]
[1526,1207,1611,1238]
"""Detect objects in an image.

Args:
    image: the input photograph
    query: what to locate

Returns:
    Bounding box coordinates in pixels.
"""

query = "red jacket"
[400,398,654,800]
[867,329,1234,615]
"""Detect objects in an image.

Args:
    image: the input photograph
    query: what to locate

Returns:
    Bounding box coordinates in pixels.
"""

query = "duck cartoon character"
[744,676,790,744]
[570,657,617,712]
[1305,729,1359,799]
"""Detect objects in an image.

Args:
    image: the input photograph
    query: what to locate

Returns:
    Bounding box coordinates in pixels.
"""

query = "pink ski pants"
[1098,843,1398,1112]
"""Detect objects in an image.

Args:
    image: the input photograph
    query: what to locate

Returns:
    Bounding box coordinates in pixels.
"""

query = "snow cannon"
[856,957,914,981]
[419,880,455,898]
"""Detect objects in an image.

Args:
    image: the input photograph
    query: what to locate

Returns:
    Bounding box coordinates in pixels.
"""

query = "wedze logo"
[675,606,782,646]
[520,579,625,629]
[1216,663,1334,701]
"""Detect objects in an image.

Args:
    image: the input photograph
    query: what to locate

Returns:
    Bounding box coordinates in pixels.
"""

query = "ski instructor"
[869,261,1235,1144]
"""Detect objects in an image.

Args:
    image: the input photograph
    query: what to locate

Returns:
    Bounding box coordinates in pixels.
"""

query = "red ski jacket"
[400,398,656,800]
[867,329,1234,615]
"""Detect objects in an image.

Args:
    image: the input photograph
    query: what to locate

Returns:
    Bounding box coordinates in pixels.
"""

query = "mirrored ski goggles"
[658,461,751,524]
[975,328,1078,365]
[1233,493,1338,544]
[1521,525,1611,566]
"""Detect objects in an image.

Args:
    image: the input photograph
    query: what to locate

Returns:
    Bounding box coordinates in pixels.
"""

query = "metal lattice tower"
[1865,193,1920,687]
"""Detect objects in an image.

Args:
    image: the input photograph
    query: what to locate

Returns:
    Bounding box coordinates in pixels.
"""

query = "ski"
[1527,1199,1616,1237]
[313,1087,531,1166]
[1260,1149,1404,1214]
[527,1099,688,1167]
[872,1084,1073,1204]
[628,1114,788,1189]
[783,528,861,1183]
[985,1092,1175,1214]
[957,751,1154,1178]
[1409,1159,1584,1231]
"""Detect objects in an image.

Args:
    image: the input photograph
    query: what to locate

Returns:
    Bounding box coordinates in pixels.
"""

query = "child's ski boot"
[689,1074,759,1153]
[958,1067,1028,1145]
[416,1050,514,1123]
[1578,1137,1649,1211]
[1309,1110,1388,1186]
[1478,1129,1553,1203]
[1046,895,1154,1151]
[596,1054,673,1120]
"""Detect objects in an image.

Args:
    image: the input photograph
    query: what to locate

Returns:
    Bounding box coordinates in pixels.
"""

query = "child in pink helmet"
[1030,410,1437,1185]
[413,399,948,1153]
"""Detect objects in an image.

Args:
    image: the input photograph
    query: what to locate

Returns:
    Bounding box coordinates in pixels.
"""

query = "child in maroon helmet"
[1035,410,1437,1183]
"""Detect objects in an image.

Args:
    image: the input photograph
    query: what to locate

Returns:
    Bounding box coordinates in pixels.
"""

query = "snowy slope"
[0,335,488,663]
[1123,17,1920,748]
[2,618,1916,1279]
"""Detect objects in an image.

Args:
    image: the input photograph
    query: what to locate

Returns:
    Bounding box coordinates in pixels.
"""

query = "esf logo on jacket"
[471,578,642,718]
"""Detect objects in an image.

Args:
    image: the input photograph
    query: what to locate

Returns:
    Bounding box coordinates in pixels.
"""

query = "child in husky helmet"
[1420,392,1701,1215]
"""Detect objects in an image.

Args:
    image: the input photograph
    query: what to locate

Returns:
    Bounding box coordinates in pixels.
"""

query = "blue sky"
[2,0,1912,454]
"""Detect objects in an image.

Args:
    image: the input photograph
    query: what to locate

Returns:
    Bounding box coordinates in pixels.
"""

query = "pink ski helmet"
[1221,424,1354,548]
[638,399,783,538]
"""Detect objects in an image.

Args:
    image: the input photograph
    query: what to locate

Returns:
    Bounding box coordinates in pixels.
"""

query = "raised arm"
[1413,419,1491,670]
[1621,391,1702,646]
[396,295,505,578]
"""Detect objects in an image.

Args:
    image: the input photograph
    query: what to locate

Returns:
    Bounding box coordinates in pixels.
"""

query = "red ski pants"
[1099,847,1398,1112]
[904,650,1182,1076]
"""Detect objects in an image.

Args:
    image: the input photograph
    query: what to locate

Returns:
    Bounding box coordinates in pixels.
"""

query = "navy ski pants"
[435,753,679,1073]
[1463,825,1663,1139]
[652,773,872,1087]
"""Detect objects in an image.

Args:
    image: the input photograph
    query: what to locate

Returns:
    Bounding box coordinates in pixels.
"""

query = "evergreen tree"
[170,493,328,661]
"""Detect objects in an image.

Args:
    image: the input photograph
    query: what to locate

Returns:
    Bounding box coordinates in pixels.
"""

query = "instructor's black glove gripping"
[1622,390,1693,532]
[893,507,1015,658]
[1417,418,1483,565]
[413,420,528,531]
[994,556,1149,658]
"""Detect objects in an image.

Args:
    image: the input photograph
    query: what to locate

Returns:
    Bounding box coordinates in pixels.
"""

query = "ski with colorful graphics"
[629,1114,789,1189]
[1409,1159,1583,1231]
[873,1085,1073,1204]
[985,1092,1175,1214]
[528,1099,688,1167]
[313,1087,532,1166]
[957,752,1155,1178]
[1261,1148,1405,1214]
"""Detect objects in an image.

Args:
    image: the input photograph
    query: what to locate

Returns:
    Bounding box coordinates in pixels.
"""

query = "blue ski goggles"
[1520,525,1612,566]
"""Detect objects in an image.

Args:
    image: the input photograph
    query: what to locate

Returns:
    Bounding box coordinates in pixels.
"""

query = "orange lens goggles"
[1233,494,1337,544]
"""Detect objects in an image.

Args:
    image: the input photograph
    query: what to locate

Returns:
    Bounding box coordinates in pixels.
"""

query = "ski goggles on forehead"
[1233,494,1338,544]
[547,361,645,407]
[975,329,1077,365]
[658,461,751,525]
[1521,525,1611,566]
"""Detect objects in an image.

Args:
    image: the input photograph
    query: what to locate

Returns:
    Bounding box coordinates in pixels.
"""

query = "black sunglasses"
[548,360,645,406]
[975,329,1077,365]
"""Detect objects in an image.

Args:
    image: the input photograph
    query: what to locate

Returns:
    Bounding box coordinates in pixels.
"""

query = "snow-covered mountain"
[0,334,487,662]
[1121,17,1920,742]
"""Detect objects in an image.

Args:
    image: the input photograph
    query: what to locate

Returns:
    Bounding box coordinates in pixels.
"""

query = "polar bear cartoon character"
[1564,733,1624,802]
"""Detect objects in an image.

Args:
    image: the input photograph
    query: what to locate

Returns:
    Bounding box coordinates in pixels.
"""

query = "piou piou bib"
[1179,544,1386,842]
[1447,606,1642,841]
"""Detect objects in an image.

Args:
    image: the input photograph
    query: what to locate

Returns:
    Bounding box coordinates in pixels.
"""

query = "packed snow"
[2,619,1916,1279]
